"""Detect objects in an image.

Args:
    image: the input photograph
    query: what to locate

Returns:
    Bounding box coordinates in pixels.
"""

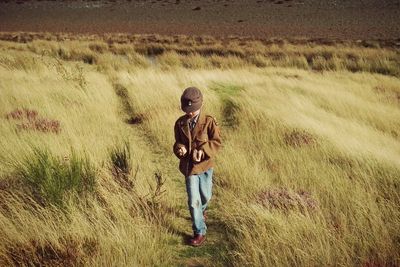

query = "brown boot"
[189,234,206,246]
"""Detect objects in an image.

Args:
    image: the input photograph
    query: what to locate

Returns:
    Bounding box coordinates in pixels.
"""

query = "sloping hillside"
[0,34,399,266]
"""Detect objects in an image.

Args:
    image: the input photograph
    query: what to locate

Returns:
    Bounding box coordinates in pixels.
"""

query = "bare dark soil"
[0,0,399,39]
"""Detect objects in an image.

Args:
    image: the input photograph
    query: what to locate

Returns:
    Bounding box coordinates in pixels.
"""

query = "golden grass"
[0,33,399,266]
[1,32,399,76]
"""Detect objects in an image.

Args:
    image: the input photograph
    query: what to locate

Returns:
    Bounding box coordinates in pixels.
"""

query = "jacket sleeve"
[199,118,222,158]
[173,120,186,159]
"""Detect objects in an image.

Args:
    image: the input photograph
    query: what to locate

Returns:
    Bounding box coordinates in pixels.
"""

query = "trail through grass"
[110,73,231,266]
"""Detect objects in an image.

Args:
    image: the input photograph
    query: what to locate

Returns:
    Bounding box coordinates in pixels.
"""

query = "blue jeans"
[185,168,213,235]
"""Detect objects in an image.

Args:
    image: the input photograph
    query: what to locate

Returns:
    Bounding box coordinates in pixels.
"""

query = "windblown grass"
[0,33,399,266]
[1,32,400,76]
[18,148,96,207]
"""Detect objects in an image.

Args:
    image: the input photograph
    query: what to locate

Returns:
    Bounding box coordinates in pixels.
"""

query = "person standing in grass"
[173,87,222,247]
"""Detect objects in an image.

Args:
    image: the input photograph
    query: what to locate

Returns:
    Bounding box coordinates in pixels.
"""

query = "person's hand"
[192,149,204,162]
[178,146,187,157]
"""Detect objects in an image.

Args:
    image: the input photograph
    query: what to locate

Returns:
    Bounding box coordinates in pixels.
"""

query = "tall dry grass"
[0,33,399,266]
[1,32,399,76]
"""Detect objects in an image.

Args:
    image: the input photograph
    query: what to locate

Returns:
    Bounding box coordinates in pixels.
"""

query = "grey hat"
[181,87,203,113]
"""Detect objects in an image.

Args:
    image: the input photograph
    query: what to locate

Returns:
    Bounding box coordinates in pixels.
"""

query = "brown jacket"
[173,112,222,176]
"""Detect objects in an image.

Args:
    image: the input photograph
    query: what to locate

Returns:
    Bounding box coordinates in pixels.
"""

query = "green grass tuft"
[18,148,96,207]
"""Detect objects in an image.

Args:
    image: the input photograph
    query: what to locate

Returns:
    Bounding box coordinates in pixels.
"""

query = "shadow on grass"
[113,83,145,125]
[209,82,244,129]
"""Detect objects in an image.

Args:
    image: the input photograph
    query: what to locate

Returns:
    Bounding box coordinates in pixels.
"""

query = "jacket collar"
[181,111,206,140]
[191,112,206,140]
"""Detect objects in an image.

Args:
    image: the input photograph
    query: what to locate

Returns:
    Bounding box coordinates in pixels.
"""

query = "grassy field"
[0,33,399,266]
